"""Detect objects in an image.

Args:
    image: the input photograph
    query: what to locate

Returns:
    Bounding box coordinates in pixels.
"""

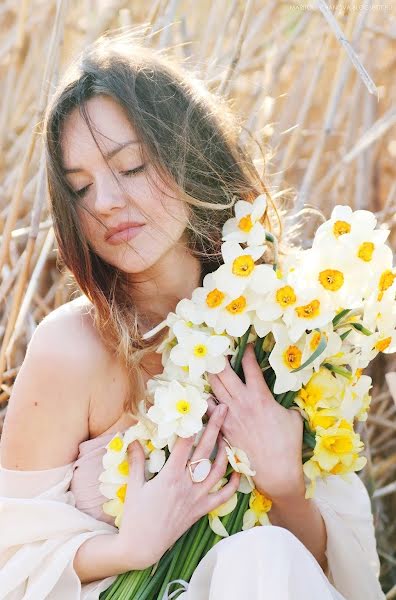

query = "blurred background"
[0,0,395,594]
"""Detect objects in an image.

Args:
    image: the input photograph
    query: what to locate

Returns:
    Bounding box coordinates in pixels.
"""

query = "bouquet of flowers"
[99,198,396,599]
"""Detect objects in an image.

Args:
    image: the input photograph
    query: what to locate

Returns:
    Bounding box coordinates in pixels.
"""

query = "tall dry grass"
[0,0,395,594]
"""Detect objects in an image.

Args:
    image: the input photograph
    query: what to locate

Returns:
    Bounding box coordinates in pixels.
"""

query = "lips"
[106,222,145,245]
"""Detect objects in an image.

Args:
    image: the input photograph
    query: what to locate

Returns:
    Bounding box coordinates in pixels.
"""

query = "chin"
[100,244,167,275]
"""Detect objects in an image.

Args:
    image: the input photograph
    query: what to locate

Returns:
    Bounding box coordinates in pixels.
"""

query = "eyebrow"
[62,140,140,174]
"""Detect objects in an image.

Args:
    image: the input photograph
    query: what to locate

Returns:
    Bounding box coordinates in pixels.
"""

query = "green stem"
[278,390,297,408]
[133,551,174,600]
[233,327,251,377]
[228,492,251,535]
[156,532,189,600]
[179,525,216,582]
[99,572,128,599]
[178,516,209,581]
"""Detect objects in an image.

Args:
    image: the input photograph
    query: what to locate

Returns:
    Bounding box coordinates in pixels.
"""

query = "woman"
[0,32,385,599]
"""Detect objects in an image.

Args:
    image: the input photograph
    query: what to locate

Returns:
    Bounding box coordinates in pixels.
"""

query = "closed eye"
[121,164,145,177]
[74,164,145,198]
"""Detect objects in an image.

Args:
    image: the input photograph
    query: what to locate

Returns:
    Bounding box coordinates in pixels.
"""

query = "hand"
[207,343,306,503]
[116,404,240,570]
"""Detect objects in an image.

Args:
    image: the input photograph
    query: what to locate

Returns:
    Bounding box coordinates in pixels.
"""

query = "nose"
[93,172,128,215]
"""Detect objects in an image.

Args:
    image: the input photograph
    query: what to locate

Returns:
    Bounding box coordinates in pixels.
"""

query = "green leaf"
[349,322,373,336]
[332,308,351,327]
[291,332,327,373]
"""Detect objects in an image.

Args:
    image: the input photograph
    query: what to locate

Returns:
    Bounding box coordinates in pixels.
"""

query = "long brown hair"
[43,29,280,416]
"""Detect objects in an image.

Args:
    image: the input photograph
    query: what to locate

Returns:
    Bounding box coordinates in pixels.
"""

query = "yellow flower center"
[181,365,189,372]
[355,368,363,379]
[145,440,155,452]
[232,255,255,277]
[309,331,322,351]
[251,489,272,514]
[295,299,320,319]
[330,462,344,475]
[357,242,374,262]
[319,269,344,291]
[300,386,321,408]
[238,214,253,232]
[176,399,191,414]
[377,270,395,300]
[118,459,129,476]
[276,269,283,279]
[275,285,296,308]
[339,419,353,430]
[322,435,353,454]
[193,343,208,358]
[310,413,337,429]
[375,337,391,352]
[225,295,247,314]
[109,436,124,452]
[206,288,225,308]
[333,220,351,237]
[116,484,127,503]
[283,345,302,369]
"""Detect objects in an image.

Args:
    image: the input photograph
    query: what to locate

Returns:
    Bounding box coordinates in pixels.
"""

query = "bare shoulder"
[0,295,115,470]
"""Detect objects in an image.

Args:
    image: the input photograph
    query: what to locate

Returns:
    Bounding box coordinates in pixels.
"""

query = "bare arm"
[269,495,328,573]
[73,534,132,583]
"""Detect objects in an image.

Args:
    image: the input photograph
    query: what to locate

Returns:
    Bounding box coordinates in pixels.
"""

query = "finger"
[215,357,245,396]
[207,372,233,406]
[190,404,228,467]
[199,435,229,491]
[204,471,241,515]
[241,343,265,388]
[164,434,196,473]
[206,395,220,417]
[126,440,146,489]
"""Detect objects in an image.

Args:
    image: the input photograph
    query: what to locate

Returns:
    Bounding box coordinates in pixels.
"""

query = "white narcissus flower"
[340,374,372,423]
[242,488,272,529]
[225,445,256,490]
[363,290,396,336]
[313,205,378,249]
[102,497,124,528]
[269,324,313,394]
[212,241,277,298]
[222,194,268,247]
[250,276,298,334]
[147,379,208,438]
[291,247,363,311]
[282,286,335,343]
[301,327,342,372]
[208,477,238,537]
[191,272,260,338]
[102,433,129,470]
[169,319,231,380]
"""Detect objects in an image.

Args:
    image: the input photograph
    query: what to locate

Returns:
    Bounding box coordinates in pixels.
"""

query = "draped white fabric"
[0,463,117,599]
[0,462,385,599]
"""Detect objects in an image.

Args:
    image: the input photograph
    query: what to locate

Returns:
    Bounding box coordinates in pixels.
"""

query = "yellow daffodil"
[242,488,272,529]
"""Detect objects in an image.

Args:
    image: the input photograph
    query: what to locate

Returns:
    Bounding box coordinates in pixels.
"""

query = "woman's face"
[61,95,189,274]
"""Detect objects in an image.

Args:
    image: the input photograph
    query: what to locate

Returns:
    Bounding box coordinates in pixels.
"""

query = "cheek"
[143,184,189,243]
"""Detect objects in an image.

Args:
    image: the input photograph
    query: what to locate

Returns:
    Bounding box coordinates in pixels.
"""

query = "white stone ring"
[187,458,212,483]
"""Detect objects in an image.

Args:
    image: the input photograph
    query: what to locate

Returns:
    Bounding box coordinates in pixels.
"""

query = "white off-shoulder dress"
[0,430,386,600]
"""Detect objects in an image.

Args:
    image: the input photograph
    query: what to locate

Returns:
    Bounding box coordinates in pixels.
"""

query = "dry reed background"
[0,0,396,595]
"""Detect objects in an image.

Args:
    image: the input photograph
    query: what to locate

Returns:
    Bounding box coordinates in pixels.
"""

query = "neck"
[127,243,202,330]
